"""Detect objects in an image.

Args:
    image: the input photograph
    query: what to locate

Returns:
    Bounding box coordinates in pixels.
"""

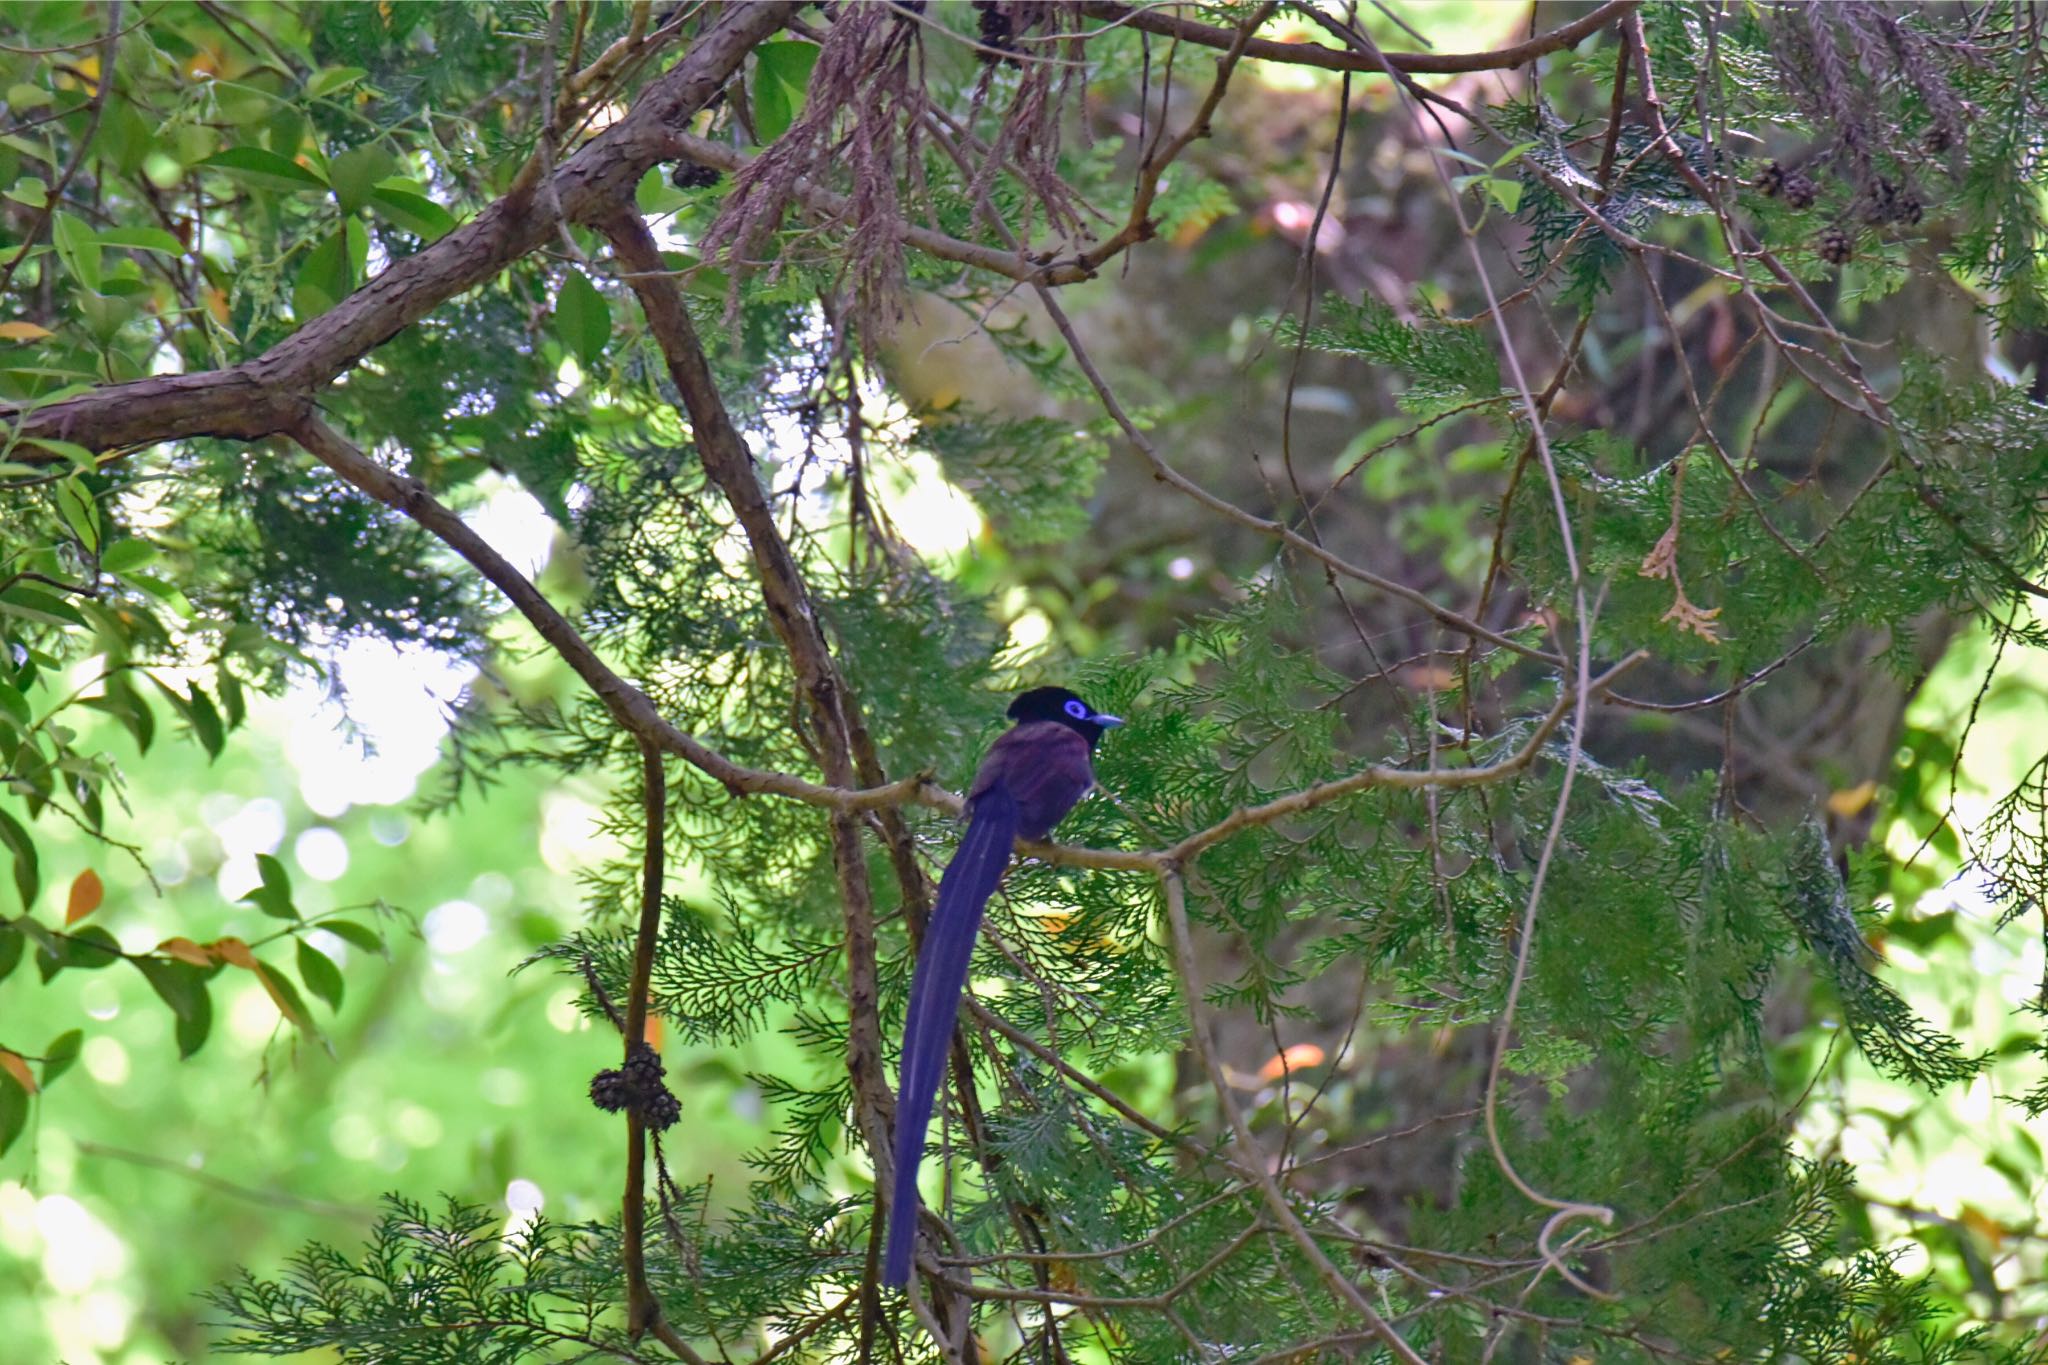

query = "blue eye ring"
[1064,699,1089,720]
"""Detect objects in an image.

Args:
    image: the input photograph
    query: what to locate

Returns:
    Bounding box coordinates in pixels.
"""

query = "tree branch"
[3,1,796,459]
[1076,1,1641,75]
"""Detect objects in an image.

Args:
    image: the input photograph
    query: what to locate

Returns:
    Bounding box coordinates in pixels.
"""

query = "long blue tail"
[881,787,1018,1287]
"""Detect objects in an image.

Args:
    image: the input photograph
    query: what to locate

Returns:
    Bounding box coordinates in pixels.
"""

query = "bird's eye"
[1064,699,1089,720]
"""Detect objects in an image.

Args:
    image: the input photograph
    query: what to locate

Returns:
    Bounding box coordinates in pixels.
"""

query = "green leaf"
[752,40,819,144]
[242,852,297,920]
[36,925,121,981]
[0,584,85,628]
[296,939,343,1011]
[0,807,38,910]
[55,475,100,554]
[95,226,184,256]
[96,94,152,175]
[1490,139,1540,170]
[93,676,154,755]
[5,176,47,208]
[293,226,353,319]
[323,919,383,954]
[16,436,95,469]
[1484,177,1523,214]
[217,667,245,729]
[187,683,224,758]
[305,66,367,99]
[0,1072,24,1157]
[149,675,224,756]
[327,143,394,216]
[552,268,610,367]
[0,679,28,727]
[100,537,156,573]
[1432,146,1491,170]
[200,145,329,194]
[122,571,194,619]
[132,957,214,1058]
[366,185,455,240]
[14,917,60,961]
[253,961,322,1042]
[40,1028,81,1087]
[174,988,213,1058]
[0,923,22,984]
[50,210,100,292]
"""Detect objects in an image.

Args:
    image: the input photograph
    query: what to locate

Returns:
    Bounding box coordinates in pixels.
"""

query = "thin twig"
[0,0,122,299]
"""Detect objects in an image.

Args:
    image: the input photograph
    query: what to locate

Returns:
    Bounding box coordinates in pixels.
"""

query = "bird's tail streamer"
[881,786,1018,1286]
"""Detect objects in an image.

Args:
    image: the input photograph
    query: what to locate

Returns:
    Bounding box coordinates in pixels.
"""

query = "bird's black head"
[1007,686,1124,747]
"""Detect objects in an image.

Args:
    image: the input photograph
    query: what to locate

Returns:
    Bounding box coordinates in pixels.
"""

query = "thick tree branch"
[4,1,796,459]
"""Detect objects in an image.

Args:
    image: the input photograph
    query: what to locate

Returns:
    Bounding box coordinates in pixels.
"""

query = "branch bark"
[1076,1,1641,75]
[3,1,796,459]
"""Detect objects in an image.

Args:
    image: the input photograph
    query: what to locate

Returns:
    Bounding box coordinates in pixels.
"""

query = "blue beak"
[1093,713,1125,728]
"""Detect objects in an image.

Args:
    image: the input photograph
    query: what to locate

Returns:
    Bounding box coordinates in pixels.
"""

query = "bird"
[881,685,1123,1288]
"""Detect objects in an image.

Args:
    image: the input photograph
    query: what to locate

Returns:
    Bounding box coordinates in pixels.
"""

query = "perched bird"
[882,685,1123,1287]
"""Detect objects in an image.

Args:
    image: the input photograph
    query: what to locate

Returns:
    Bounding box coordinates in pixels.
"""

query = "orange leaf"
[208,936,259,970]
[0,1049,37,1095]
[66,869,104,925]
[1258,1043,1327,1082]
[0,320,52,342]
[1826,781,1878,818]
[156,936,213,967]
[202,286,229,326]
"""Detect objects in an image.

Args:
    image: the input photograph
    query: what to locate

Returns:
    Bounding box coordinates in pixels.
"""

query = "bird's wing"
[973,721,1096,840]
